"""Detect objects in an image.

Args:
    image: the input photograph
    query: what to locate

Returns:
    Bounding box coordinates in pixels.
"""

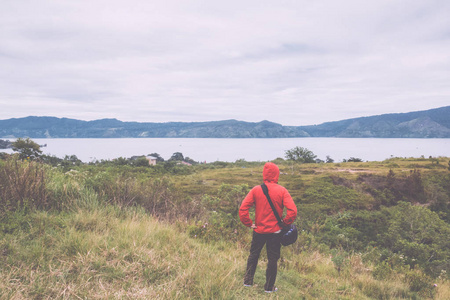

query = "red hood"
[263,162,279,183]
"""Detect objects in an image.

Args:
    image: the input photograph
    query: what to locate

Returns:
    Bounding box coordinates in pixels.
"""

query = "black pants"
[244,231,282,291]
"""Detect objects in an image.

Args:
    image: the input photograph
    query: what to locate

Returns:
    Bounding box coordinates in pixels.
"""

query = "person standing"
[239,162,297,293]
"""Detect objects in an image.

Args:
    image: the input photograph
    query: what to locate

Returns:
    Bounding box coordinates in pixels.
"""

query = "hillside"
[0,117,309,138]
[0,106,449,138]
[301,106,450,138]
[1,156,449,298]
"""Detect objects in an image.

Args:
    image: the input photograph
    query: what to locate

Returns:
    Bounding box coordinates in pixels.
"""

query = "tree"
[326,155,334,163]
[12,138,42,160]
[343,157,363,162]
[284,146,317,163]
[169,152,184,162]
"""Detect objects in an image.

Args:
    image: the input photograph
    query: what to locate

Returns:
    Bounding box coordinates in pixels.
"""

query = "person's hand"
[251,223,257,229]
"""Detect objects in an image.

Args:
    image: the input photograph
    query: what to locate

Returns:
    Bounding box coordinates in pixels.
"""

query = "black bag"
[261,183,298,246]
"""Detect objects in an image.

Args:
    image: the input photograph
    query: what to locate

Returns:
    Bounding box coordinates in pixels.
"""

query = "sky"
[1,0,449,126]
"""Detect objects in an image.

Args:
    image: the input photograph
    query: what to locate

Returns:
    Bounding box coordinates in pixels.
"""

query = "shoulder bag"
[261,183,298,246]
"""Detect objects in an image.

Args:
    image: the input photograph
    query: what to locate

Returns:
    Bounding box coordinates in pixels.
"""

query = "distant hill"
[0,106,449,138]
[300,106,450,138]
[0,118,309,138]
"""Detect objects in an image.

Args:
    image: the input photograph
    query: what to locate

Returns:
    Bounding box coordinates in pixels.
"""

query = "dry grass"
[2,206,447,299]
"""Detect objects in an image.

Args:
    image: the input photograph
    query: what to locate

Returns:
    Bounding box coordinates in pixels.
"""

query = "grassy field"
[1,155,449,299]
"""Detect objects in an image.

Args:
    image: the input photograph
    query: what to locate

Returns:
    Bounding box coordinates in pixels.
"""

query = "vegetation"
[1,142,450,299]
[11,138,42,160]
[0,139,12,149]
[285,146,317,163]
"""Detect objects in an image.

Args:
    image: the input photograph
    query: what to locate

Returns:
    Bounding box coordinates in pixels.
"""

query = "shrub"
[380,202,450,277]
[372,261,392,280]
[0,158,49,212]
[404,270,436,297]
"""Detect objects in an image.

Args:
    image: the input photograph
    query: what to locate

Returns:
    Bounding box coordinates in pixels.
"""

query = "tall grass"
[1,157,449,299]
[0,207,246,299]
[2,206,447,299]
[0,158,49,212]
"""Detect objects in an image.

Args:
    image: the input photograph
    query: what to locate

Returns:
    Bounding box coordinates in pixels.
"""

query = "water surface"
[2,138,449,163]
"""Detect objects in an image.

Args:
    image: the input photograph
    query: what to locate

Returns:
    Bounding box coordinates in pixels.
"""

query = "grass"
[1,156,449,299]
[0,207,245,299]
[1,206,448,299]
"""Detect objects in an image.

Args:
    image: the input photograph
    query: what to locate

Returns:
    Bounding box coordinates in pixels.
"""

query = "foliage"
[1,156,450,298]
[169,152,184,161]
[189,184,250,242]
[0,158,49,213]
[132,156,151,167]
[0,139,12,149]
[380,202,450,277]
[285,146,317,163]
[301,177,373,215]
[343,157,363,162]
[354,170,426,207]
[11,138,42,160]
[425,173,450,223]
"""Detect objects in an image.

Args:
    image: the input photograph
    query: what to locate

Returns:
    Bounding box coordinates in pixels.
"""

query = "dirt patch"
[335,169,373,173]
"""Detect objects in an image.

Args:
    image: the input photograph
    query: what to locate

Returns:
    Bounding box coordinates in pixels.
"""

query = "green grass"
[1,156,449,299]
[1,206,448,299]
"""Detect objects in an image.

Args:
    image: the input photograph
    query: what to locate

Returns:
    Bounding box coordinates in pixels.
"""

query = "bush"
[372,261,392,280]
[404,270,436,297]
[0,158,49,212]
[380,202,450,277]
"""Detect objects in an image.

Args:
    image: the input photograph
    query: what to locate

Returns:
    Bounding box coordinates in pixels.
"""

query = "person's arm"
[282,189,297,225]
[239,188,255,227]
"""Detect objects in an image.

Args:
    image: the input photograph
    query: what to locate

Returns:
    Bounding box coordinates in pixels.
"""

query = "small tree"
[343,157,363,162]
[12,138,42,160]
[169,152,184,162]
[285,146,317,163]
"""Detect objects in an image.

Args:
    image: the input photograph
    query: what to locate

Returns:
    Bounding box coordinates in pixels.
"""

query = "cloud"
[0,0,449,125]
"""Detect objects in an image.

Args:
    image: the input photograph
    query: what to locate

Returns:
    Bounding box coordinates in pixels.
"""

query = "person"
[239,162,297,293]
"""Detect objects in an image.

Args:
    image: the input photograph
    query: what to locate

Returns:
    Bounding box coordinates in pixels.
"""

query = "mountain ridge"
[1,106,449,138]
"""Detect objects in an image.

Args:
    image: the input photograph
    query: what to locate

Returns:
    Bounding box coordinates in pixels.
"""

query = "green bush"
[404,270,435,297]
[372,261,392,280]
[381,202,450,277]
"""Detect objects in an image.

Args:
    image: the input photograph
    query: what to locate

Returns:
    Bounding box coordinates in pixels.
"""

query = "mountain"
[300,106,450,138]
[0,106,449,138]
[0,117,309,138]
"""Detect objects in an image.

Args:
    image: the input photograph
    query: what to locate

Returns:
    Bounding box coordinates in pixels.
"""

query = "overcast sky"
[1,0,449,126]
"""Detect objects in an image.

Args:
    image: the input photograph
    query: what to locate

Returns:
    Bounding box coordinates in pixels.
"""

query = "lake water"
[2,138,450,163]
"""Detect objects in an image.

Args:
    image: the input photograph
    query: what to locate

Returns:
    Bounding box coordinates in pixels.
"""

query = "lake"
[2,138,450,163]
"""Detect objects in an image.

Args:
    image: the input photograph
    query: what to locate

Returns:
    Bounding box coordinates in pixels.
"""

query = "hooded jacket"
[239,162,297,234]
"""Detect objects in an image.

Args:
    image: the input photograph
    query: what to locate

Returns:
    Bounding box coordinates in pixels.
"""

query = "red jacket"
[239,162,297,234]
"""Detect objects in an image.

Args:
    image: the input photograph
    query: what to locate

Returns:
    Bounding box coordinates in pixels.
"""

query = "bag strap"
[261,183,284,227]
